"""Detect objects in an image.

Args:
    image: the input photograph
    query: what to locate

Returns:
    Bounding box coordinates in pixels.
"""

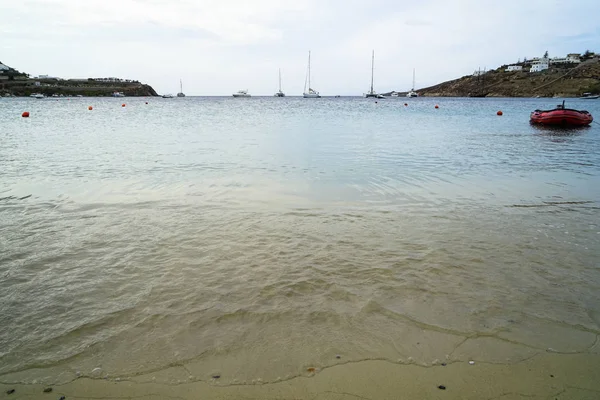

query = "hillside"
[0,61,158,97]
[416,59,600,98]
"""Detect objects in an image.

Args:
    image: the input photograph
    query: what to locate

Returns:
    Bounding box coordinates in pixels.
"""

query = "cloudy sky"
[1,0,599,95]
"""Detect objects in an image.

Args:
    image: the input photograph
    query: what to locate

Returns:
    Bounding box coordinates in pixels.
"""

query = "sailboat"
[177,79,185,97]
[303,51,321,98]
[406,69,418,98]
[274,69,285,97]
[365,50,384,99]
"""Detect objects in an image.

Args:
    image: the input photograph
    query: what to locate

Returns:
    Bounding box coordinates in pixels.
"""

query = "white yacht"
[233,90,251,98]
[30,93,44,99]
[390,92,399,97]
[364,50,384,99]
[274,69,285,97]
[112,91,125,97]
[162,94,174,98]
[177,79,185,97]
[406,69,418,98]
[303,51,321,98]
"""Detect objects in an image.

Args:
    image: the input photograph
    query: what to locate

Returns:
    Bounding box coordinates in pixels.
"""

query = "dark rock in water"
[59,397,66,400]
[43,387,53,393]
[550,374,554,377]
[6,389,15,394]
[441,363,447,366]
[438,385,446,390]
[212,375,221,379]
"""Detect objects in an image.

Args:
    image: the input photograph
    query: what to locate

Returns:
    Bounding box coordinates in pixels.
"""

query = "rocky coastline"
[414,59,600,98]
[0,61,158,97]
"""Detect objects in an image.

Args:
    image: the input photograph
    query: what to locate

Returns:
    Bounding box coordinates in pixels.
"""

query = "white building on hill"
[550,53,581,64]
[505,65,523,72]
[530,57,549,73]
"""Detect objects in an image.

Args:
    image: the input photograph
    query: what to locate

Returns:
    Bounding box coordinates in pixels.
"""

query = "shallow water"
[1,96,599,384]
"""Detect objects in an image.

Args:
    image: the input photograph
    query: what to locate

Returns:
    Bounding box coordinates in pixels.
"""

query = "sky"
[1,0,599,96]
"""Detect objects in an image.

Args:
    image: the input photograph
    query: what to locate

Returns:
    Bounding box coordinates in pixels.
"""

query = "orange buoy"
[88,106,93,111]
[497,110,503,116]
[434,105,439,109]
[121,104,126,107]
[22,111,30,118]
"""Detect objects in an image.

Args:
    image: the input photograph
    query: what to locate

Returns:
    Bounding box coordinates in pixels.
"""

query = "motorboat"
[233,90,251,98]
[162,94,174,98]
[30,93,44,99]
[530,100,593,126]
[580,92,599,99]
[112,91,125,97]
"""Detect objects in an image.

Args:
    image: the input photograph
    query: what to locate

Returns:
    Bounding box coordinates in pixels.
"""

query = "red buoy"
[122,104,126,107]
[22,111,30,118]
[404,103,408,106]
[88,106,93,111]
[434,105,439,109]
[145,102,148,104]
[497,110,503,116]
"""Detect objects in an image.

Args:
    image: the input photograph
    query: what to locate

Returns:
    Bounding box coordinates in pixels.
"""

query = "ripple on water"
[0,97,599,383]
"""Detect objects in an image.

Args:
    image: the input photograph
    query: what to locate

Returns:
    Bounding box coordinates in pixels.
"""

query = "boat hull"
[530,108,593,126]
[233,94,251,98]
[365,93,384,99]
[580,95,599,99]
[303,93,321,98]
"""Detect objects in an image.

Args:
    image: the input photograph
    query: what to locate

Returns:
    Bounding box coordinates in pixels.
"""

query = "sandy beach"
[2,352,600,399]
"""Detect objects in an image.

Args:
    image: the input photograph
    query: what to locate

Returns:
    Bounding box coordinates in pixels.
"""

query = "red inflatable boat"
[530,101,593,127]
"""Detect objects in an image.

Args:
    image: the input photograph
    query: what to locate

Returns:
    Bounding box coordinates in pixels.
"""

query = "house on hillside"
[530,57,549,73]
[550,54,581,64]
[505,65,523,72]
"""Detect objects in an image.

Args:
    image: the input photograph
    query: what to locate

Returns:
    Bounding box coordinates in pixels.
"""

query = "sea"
[1,96,599,385]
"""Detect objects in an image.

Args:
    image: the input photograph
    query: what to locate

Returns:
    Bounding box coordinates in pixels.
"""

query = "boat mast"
[308,51,311,90]
[370,50,375,94]
[180,79,183,93]
[278,68,282,92]
[412,69,415,91]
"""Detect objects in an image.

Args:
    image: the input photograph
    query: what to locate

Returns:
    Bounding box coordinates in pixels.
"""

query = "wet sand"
[3,352,600,400]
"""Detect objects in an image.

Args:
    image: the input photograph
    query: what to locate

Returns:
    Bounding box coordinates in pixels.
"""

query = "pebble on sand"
[307,367,316,373]
[441,363,447,366]
[43,387,53,393]
[6,389,15,394]
[212,375,221,379]
[469,361,475,365]
[438,385,446,390]
[336,355,341,359]
[59,397,66,400]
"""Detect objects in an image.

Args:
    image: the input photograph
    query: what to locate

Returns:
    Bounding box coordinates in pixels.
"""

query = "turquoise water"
[1,96,599,384]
